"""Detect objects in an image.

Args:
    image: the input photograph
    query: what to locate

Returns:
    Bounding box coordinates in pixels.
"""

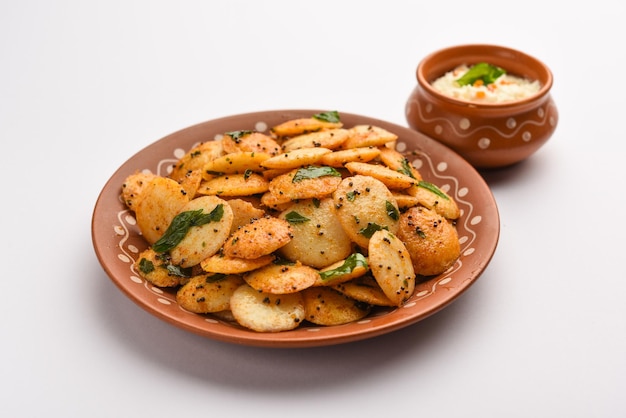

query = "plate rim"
[91,109,500,348]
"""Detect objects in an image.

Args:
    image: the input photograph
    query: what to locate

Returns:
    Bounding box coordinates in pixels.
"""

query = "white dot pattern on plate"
[110,122,486,333]
[438,277,452,286]
[174,148,186,159]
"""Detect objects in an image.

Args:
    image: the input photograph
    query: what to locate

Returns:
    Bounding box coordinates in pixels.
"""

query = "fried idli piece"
[133,248,183,288]
[281,128,351,151]
[196,173,269,197]
[224,198,266,235]
[270,117,343,139]
[211,309,236,323]
[261,167,291,181]
[221,131,281,156]
[368,229,415,306]
[332,275,395,307]
[244,261,318,294]
[260,147,332,170]
[378,147,423,182]
[135,177,190,245]
[302,287,370,326]
[333,174,400,249]
[319,146,381,167]
[176,274,244,313]
[202,151,272,177]
[200,253,275,275]
[121,171,158,211]
[230,284,305,332]
[260,190,294,211]
[391,192,420,210]
[168,196,234,268]
[340,125,398,150]
[268,167,342,202]
[396,206,460,276]
[222,216,293,259]
[278,198,353,269]
[177,169,203,199]
[345,161,416,190]
[169,140,224,182]
[409,182,460,220]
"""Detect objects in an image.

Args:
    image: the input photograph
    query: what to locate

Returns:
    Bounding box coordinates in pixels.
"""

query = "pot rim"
[416,44,553,109]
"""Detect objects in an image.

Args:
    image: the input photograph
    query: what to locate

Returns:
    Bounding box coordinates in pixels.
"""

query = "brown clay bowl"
[405,44,558,169]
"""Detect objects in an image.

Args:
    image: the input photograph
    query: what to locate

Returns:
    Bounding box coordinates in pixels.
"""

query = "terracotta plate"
[92,110,500,348]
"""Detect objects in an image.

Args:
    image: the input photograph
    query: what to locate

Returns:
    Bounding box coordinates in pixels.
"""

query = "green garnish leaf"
[152,205,225,253]
[206,273,227,283]
[166,264,193,278]
[358,222,388,238]
[138,258,155,274]
[292,166,341,183]
[243,169,253,180]
[386,201,399,221]
[225,130,254,142]
[285,211,310,224]
[346,191,357,202]
[456,62,506,86]
[319,253,369,281]
[272,256,296,266]
[312,110,340,123]
[398,158,416,179]
[418,180,449,200]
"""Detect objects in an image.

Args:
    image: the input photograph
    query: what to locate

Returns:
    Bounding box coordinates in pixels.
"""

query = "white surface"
[2,1,624,417]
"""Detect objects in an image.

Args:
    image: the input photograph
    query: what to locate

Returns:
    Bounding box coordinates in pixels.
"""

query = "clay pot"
[405,44,558,169]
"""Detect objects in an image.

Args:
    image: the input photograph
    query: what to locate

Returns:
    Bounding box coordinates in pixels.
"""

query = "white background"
[2,1,625,417]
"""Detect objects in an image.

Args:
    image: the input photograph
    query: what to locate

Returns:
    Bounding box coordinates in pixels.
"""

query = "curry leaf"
[456,62,506,86]
[152,205,224,253]
[319,253,368,281]
[418,180,449,200]
[292,166,341,183]
[358,222,388,238]
[312,110,340,123]
[285,211,310,224]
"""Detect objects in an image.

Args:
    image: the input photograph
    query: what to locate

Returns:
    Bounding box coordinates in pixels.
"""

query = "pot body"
[405,44,558,169]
